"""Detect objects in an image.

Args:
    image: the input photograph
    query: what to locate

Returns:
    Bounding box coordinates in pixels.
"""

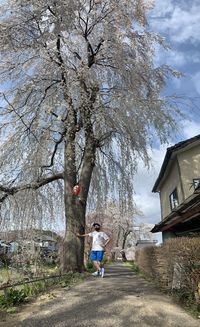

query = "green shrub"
[0,253,10,266]
[101,254,108,265]
[0,288,26,307]
[131,262,140,273]
[0,272,84,308]
[125,261,140,274]
[23,284,34,297]
[171,288,194,305]
[85,260,95,273]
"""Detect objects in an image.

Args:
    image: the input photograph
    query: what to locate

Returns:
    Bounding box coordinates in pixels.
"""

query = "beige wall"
[159,143,200,220]
[159,158,183,219]
[178,144,200,199]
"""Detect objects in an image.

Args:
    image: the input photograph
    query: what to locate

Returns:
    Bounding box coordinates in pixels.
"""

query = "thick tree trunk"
[62,199,86,272]
[61,126,96,272]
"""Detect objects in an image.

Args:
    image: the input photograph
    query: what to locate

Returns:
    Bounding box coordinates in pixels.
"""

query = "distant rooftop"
[136,240,157,245]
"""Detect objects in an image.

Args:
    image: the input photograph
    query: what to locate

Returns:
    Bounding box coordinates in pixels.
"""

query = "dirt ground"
[0,263,200,327]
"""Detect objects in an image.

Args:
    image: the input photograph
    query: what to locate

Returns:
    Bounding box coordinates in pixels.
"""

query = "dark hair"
[93,223,100,228]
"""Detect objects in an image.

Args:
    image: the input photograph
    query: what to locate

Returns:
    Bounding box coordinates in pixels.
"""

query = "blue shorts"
[90,251,104,262]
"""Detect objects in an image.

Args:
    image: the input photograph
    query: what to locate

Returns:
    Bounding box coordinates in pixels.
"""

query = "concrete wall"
[162,231,176,242]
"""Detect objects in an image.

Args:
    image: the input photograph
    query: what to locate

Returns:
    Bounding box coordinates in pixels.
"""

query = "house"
[34,234,59,253]
[0,240,10,254]
[0,229,60,254]
[151,134,200,241]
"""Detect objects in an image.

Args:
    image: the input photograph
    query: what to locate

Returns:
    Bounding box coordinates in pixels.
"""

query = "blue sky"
[150,0,200,104]
[134,0,200,240]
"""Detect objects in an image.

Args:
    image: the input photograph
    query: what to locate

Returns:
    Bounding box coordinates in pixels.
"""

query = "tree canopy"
[0,0,181,270]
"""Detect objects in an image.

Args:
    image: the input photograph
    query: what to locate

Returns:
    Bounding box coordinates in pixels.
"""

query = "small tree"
[92,202,142,261]
[105,202,141,260]
[0,0,180,271]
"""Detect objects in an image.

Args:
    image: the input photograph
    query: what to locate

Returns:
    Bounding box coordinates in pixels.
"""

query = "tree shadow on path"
[2,263,200,327]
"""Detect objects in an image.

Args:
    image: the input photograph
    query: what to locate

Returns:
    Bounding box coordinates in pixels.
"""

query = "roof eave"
[152,134,200,193]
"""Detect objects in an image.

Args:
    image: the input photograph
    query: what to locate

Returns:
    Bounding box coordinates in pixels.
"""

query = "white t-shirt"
[88,231,109,251]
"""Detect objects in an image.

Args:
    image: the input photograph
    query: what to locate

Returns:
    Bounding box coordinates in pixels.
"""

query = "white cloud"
[182,120,200,138]
[150,1,200,44]
[133,145,167,223]
[190,53,200,64]
[133,145,167,243]
[192,71,200,95]
[154,46,200,69]
[150,0,174,18]
[154,47,187,68]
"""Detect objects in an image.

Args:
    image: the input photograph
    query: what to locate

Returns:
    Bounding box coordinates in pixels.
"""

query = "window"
[169,188,179,210]
[193,178,200,190]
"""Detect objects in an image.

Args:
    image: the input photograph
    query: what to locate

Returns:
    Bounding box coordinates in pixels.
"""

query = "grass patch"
[125,261,140,273]
[169,288,200,318]
[0,268,22,285]
[0,272,84,309]
[0,264,60,287]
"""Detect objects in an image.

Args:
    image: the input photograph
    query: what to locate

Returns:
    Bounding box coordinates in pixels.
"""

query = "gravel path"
[1,263,200,327]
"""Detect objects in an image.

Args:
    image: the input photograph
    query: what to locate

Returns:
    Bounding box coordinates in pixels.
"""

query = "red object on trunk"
[72,184,81,195]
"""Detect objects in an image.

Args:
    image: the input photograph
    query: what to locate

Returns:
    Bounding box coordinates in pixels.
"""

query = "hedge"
[135,237,200,303]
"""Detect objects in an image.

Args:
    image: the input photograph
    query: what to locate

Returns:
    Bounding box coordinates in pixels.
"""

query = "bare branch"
[2,93,40,142]
[0,172,64,198]
[41,134,65,169]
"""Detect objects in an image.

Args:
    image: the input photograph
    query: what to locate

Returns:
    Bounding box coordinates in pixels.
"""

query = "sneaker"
[100,267,104,278]
[92,271,99,277]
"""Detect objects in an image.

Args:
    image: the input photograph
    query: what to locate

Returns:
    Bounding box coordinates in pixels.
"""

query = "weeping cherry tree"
[0,0,180,271]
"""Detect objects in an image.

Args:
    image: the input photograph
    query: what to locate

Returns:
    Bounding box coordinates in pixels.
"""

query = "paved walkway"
[1,263,200,327]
